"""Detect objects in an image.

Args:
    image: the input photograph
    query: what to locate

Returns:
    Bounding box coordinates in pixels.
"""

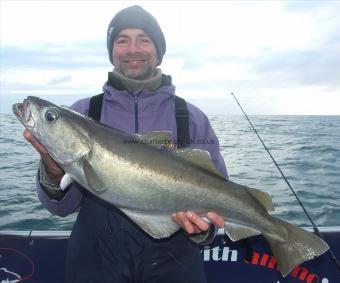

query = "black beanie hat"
[107,5,166,65]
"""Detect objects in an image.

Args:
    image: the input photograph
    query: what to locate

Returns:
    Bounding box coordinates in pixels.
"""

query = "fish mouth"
[12,99,34,128]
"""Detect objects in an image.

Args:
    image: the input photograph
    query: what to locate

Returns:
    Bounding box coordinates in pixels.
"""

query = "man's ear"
[156,56,161,66]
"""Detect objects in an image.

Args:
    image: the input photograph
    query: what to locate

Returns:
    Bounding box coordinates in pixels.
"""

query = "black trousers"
[65,193,207,283]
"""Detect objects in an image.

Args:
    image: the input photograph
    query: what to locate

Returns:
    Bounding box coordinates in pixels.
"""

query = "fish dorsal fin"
[136,131,172,149]
[174,148,225,178]
[245,186,273,211]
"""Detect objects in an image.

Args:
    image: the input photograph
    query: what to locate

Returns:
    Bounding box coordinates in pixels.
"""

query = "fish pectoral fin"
[224,222,261,241]
[82,159,107,194]
[174,148,225,178]
[121,209,180,239]
[245,186,273,211]
[51,140,91,166]
[52,147,90,166]
[136,131,172,149]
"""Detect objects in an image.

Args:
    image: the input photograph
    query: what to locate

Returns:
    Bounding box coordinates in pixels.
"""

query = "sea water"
[0,114,339,230]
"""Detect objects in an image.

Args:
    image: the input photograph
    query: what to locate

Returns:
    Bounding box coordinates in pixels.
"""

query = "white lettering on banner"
[202,246,238,262]
[202,245,330,283]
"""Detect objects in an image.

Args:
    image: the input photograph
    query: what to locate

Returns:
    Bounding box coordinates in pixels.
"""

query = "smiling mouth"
[124,59,146,64]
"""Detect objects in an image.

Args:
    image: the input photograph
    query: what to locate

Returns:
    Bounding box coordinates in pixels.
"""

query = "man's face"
[112,28,160,80]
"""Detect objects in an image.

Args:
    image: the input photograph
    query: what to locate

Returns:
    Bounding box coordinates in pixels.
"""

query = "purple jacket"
[37,81,228,216]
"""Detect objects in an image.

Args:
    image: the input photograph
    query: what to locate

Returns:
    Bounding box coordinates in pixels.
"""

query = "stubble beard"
[121,64,155,80]
[118,52,157,80]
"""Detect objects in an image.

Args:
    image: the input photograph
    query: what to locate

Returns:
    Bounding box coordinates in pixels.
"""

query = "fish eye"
[42,107,60,124]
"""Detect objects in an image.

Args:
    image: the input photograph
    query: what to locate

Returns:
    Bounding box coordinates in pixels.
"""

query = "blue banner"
[1,229,339,282]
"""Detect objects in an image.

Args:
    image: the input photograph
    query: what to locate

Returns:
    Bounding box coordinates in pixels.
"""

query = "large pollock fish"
[12,96,329,276]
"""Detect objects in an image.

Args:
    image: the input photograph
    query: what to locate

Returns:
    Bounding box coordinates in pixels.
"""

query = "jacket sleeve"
[35,98,91,217]
[186,103,228,245]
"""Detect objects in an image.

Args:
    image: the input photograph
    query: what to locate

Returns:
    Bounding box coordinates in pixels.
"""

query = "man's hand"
[171,211,224,234]
[23,129,64,183]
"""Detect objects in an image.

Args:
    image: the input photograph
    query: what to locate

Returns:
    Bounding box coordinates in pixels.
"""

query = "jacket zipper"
[134,95,139,133]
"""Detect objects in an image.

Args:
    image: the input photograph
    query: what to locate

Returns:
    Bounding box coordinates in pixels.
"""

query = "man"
[24,5,228,283]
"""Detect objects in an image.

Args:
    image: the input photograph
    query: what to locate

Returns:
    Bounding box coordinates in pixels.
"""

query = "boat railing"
[1,226,339,239]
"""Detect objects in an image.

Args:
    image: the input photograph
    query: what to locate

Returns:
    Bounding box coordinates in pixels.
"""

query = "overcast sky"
[1,0,340,114]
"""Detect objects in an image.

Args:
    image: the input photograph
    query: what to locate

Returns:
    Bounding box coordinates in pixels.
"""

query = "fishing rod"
[230,92,340,271]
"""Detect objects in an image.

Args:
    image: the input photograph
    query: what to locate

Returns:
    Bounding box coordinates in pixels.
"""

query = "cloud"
[283,0,339,13]
[48,76,72,85]
[1,40,110,99]
[2,41,108,70]
[1,1,340,114]
[254,41,340,89]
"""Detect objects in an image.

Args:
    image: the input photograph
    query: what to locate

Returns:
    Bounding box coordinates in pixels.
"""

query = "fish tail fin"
[265,218,329,277]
